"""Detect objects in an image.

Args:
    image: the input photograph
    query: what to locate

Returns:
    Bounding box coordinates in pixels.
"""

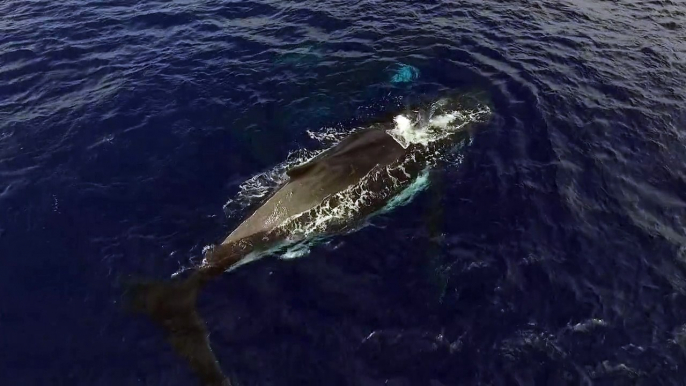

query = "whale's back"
[222,128,405,244]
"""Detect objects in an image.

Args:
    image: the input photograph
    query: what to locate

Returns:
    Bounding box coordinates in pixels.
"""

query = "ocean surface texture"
[2,0,686,385]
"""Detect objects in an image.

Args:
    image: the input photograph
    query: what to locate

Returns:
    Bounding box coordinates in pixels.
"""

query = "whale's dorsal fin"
[286,159,319,178]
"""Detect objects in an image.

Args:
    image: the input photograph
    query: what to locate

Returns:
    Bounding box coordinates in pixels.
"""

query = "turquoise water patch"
[388,63,420,83]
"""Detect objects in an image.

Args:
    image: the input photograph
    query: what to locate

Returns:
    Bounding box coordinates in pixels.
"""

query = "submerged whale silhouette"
[130,93,492,386]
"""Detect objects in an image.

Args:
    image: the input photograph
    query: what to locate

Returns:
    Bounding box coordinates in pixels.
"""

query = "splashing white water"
[306,126,353,145]
[387,105,491,149]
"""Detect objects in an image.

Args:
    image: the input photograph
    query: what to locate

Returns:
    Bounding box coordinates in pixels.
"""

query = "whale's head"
[387,92,492,149]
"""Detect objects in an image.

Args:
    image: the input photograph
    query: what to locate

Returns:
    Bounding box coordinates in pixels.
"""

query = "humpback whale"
[130,93,491,386]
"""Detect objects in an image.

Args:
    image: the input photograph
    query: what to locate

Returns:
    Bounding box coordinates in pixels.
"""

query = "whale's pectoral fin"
[126,274,231,386]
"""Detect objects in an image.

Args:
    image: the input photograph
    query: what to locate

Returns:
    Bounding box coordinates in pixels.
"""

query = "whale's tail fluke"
[127,272,231,386]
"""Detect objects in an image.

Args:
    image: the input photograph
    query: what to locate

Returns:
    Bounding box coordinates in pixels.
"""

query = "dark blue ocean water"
[2,0,686,385]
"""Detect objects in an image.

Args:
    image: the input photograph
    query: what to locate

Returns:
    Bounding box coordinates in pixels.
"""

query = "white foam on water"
[388,111,457,148]
[225,248,271,271]
[429,112,460,128]
[203,237,306,272]
[378,168,431,214]
[387,105,491,149]
[389,115,414,149]
[281,242,311,259]
[571,318,608,332]
[306,126,353,145]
